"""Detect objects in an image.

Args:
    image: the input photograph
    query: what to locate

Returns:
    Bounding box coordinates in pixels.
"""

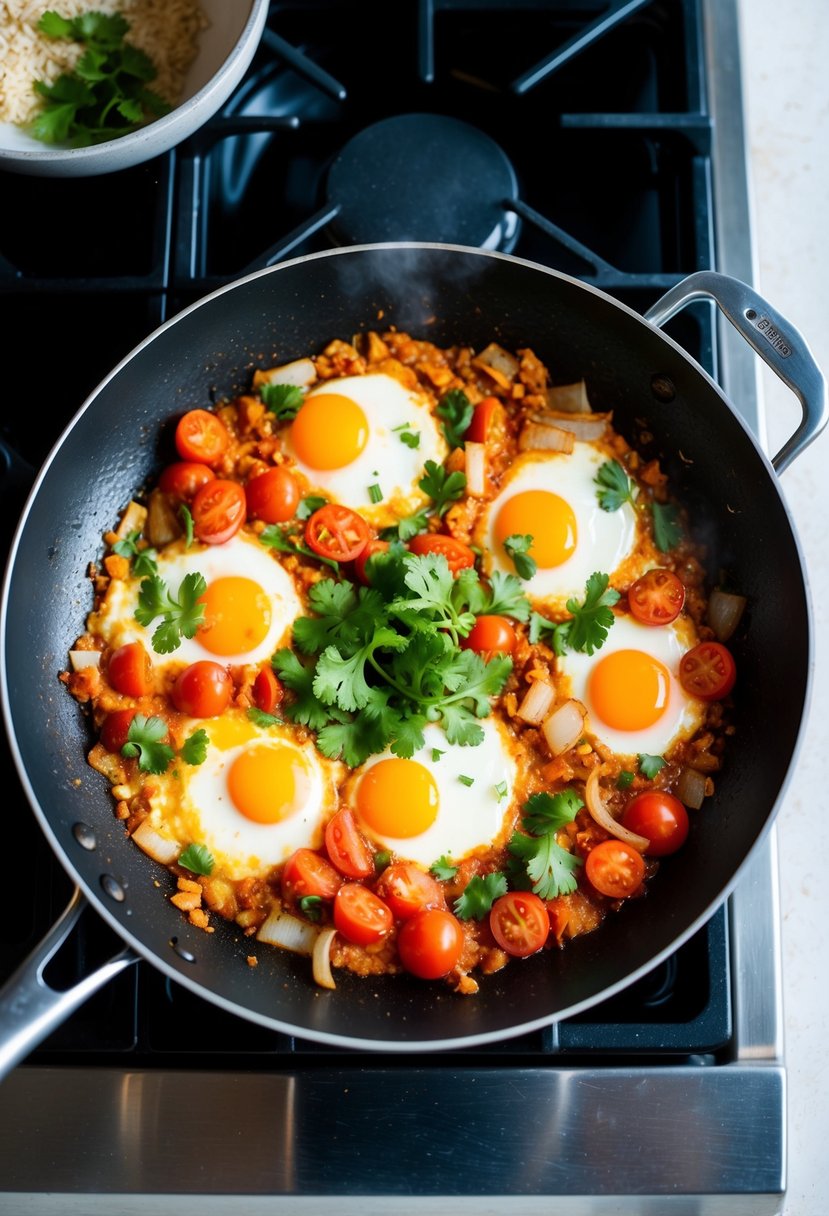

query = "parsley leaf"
[121,714,174,774]
[454,872,507,920]
[296,494,328,521]
[247,707,283,728]
[260,382,305,420]
[504,534,537,581]
[595,459,638,512]
[178,843,215,876]
[180,728,209,766]
[134,572,206,654]
[436,389,474,449]
[507,788,583,899]
[179,504,194,548]
[418,460,467,517]
[638,753,666,779]
[554,572,620,656]
[652,502,683,552]
[430,855,459,880]
[298,895,323,922]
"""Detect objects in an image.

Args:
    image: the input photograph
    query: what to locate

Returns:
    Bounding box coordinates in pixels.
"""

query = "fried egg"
[149,712,341,879]
[557,613,706,757]
[475,445,650,610]
[92,531,302,672]
[284,372,446,527]
[347,720,518,867]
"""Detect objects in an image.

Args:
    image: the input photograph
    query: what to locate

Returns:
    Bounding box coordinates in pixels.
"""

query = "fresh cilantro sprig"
[113,531,159,578]
[549,572,621,657]
[121,714,175,775]
[652,502,683,552]
[178,843,215,876]
[260,382,305,420]
[480,570,532,622]
[134,572,206,654]
[454,872,507,920]
[595,459,638,512]
[259,523,340,572]
[436,389,474,449]
[504,534,537,581]
[430,855,459,880]
[419,460,467,517]
[180,728,209,766]
[507,790,583,899]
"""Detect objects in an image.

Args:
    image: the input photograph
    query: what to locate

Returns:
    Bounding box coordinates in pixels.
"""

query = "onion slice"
[529,411,611,442]
[708,589,747,642]
[131,820,181,866]
[545,381,591,413]
[584,767,649,851]
[257,910,318,955]
[676,765,707,810]
[519,421,575,454]
[69,650,101,671]
[253,357,316,389]
[464,441,486,497]
[542,699,586,756]
[517,679,555,725]
[312,927,338,990]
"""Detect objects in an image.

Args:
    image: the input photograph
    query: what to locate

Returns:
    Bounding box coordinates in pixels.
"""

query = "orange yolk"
[227,743,306,824]
[495,489,577,568]
[197,577,271,656]
[356,758,439,839]
[291,393,369,470]
[589,649,670,731]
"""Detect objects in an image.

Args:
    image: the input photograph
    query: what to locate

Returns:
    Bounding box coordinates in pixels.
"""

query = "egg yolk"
[291,393,369,470]
[227,743,307,824]
[589,649,670,731]
[356,758,439,839]
[197,577,271,656]
[495,489,577,568]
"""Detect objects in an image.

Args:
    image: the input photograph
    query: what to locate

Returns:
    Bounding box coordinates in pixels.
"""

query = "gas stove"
[0,1,785,1210]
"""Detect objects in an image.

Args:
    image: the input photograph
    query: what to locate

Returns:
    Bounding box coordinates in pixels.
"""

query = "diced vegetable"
[131,820,181,865]
[253,358,317,389]
[312,927,338,990]
[516,679,556,725]
[584,767,649,850]
[676,765,707,810]
[114,500,147,540]
[544,381,591,413]
[708,589,747,642]
[145,488,182,547]
[529,411,611,442]
[472,343,520,387]
[518,421,576,454]
[69,650,101,671]
[542,699,587,756]
[464,441,487,496]
[257,910,319,954]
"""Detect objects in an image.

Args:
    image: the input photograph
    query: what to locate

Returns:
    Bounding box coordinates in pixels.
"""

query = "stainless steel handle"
[0,888,137,1081]
[644,270,828,472]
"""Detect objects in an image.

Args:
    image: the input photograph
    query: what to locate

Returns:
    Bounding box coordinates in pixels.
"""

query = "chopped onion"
[708,589,747,642]
[542,699,586,756]
[257,910,318,955]
[465,441,486,496]
[529,411,611,441]
[115,499,147,540]
[312,927,337,990]
[545,381,591,413]
[517,680,556,725]
[472,342,519,387]
[69,650,101,671]
[146,488,181,547]
[676,765,707,810]
[584,767,650,851]
[519,421,575,454]
[253,358,316,389]
[131,820,181,865]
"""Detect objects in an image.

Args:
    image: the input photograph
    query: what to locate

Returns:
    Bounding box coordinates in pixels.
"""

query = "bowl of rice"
[0,0,269,176]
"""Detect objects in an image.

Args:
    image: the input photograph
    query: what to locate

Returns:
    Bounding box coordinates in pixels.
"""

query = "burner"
[325,113,520,250]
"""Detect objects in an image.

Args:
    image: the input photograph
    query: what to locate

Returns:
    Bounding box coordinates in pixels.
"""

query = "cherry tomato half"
[192,478,246,546]
[397,908,464,979]
[245,467,300,524]
[281,848,342,902]
[585,840,646,899]
[100,709,137,753]
[305,504,370,563]
[628,569,686,626]
[175,409,230,467]
[108,641,153,697]
[171,661,233,718]
[158,461,216,501]
[252,666,283,716]
[465,396,500,444]
[489,892,550,958]
[353,538,390,586]
[376,864,445,920]
[324,809,374,879]
[408,533,476,575]
[622,791,689,856]
[462,614,516,658]
[334,883,393,946]
[679,641,737,700]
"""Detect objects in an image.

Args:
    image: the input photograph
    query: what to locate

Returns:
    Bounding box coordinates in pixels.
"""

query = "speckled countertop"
[737,2,829,1212]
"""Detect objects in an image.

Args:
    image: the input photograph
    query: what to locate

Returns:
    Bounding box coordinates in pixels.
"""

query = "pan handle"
[0,887,137,1081]
[644,270,828,473]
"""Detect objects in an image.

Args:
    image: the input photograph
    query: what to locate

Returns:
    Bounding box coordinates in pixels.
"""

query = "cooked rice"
[0,0,207,126]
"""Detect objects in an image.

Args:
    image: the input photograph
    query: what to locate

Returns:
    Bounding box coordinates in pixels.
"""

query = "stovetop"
[0,0,785,1210]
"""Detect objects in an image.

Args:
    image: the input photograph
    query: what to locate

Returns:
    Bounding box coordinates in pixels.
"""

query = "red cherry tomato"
[324,809,374,878]
[622,791,689,856]
[679,641,737,700]
[158,461,216,501]
[305,505,370,563]
[175,409,230,467]
[245,467,300,524]
[462,614,516,658]
[397,908,464,979]
[192,479,246,545]
[353,538,390,586]
[252,666,283,716]
[100,709,137,753]
[489,892,550,958]
[171,661,233,718]
[108,641,153,697]
[628,569,686,626]
[334,883,393,946]
[376,864,445,920]
[408,533,475,575]
[585,840,646,899]
[281,849,343,902]
[465,396,501,443]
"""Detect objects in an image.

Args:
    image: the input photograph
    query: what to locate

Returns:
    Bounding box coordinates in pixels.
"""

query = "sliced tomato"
[462,614,516,658]
[175,409,230,467]
[324,809,374,878]
[622,791,689,856]
[192,478,246,545]
[376,864,445,920]
[171,661,233,718]
[353,538,390,586]
[679,641,736,700]
[252,667,283,716]
[281,849,342,902]
[628,569,686,626]
[465,396,501,443]
[397,908,464,979]
[245,467,300,524]
[408,533,475,575]
[305,505,370,562]
[158,461,216,501]
[108,641,153,697]
[334,883,393,946]
[100,709,137,753]
[585,840,646,899]
[489,892,550,958]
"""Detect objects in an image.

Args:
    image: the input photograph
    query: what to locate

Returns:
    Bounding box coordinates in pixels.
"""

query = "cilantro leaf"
[483,570,531,622]
[454,872,507,920]
[296,495,328,521]
[38,11,75,38]
[595,459,637,512]
[135,572,206,654]
[418,460,467,517]
[638,753,666,779]
[112,529,141,558]
[508,831,582,899]
[292,580,360,654]
[180,728,209,766]
[436,389,474,449]
[391,553,476,642]
[504,534,537,580]
[395,508,431,542]
[260,382,305,420]
[652,502,683,552]
[178,843,215,876]
[313,627,406,712]
[113,530,158,576]
[272,649,338,732]
[556,572,620,656]
[521,789,584,835]
[430,855,459,880]
[258,523,340,572]
[121,714,174,774]
[529,611,557,646]
[247,707,282,728]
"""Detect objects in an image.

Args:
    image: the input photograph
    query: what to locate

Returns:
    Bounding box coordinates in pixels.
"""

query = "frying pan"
[0,244,825,1068]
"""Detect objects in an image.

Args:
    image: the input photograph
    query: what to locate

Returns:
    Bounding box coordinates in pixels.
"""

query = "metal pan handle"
[644,270,828,473]
[0,888,137,1081]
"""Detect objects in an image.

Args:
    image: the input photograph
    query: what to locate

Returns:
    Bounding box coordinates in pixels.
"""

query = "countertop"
[737,2,829,1212]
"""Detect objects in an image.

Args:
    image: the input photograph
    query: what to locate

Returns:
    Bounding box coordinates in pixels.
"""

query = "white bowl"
[0,0,269,177]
